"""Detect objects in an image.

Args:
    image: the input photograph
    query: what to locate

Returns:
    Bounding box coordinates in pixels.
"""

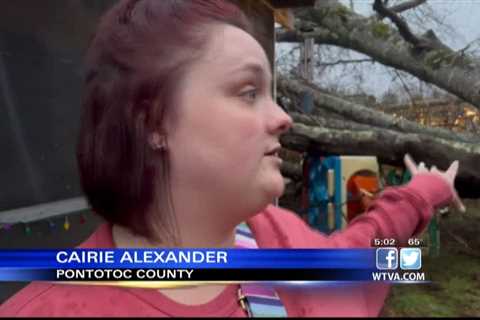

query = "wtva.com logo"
[376,248,422,270]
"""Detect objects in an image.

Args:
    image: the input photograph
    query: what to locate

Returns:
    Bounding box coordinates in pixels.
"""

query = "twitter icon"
[400,248,422,270]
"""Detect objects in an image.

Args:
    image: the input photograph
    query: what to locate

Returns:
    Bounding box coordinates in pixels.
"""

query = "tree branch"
[373,0,428,49]
[276,1,480,109]
[391,69,419,108]
[316,58,374,67]
[280,120,480,188]
[277,75,480,144]
[387,0,427,15]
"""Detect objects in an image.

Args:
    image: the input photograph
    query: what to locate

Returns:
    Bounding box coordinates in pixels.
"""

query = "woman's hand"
[404,154,466,212]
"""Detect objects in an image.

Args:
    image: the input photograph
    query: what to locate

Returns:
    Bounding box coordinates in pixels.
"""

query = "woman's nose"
[268,102,293,136]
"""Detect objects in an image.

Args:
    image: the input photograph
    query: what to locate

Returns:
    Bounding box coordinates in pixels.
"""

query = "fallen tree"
[274,0,480,198]
[278,77,480,198]
[277,0,480,109]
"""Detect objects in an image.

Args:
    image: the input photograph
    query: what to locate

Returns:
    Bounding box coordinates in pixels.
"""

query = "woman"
[0,0,464,317]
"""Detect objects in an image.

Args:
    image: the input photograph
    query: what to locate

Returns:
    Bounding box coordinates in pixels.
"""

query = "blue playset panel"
[306,155,342,234]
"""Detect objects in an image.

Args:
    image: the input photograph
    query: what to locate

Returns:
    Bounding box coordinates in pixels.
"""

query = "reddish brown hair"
[77,0,252,242]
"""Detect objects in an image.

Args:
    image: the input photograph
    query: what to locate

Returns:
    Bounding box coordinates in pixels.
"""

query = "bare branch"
[275,45,300,64]
[387,0,427,14]
[276,2,480,109]
[458,39,480,56]
[391,69,419,108]
[316,58,373,67]
[410,3,457,39]
[373,0,428,49]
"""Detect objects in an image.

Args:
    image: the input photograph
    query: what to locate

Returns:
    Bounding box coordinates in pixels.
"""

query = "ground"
[381,200,480,317]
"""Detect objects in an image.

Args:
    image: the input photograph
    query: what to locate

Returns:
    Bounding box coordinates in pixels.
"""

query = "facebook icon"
[376,248,398,270]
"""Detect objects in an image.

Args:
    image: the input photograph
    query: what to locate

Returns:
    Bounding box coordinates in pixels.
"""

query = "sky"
[343,0,480,49]
[276,0,480,100]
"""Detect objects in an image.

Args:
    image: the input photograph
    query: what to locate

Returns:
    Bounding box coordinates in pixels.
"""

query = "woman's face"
[165,24,292,216]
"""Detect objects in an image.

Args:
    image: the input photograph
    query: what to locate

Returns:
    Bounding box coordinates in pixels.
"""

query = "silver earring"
[149,133,167,151]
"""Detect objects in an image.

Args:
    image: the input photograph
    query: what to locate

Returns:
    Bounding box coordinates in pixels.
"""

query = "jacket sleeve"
[259,174,453,316]
[322,173,452,248]
[260,173,452,249]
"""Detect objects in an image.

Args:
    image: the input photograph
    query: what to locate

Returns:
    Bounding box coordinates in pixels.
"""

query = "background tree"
[275,0,480,198]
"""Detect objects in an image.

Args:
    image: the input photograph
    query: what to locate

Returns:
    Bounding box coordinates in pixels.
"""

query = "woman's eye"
[240,88,257,103]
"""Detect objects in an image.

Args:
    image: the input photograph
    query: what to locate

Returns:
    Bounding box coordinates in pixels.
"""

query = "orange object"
[274,9,295,30]
[347,175,380,222]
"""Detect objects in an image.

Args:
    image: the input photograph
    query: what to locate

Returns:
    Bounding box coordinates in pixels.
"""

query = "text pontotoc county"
[56,269,194,280]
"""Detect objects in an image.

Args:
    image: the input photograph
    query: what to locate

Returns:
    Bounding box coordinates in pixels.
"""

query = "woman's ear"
[148,132,167,151]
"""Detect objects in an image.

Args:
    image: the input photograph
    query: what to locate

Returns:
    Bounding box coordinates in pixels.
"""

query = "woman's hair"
[77,0,253,243]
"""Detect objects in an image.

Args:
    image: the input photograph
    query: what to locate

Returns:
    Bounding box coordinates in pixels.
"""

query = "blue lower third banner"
[0,249,426,283]
[0,249,375,269]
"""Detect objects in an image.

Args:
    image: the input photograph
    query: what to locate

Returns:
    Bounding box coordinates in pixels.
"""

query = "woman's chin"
[243,172,286,212]
[263,175,286,200]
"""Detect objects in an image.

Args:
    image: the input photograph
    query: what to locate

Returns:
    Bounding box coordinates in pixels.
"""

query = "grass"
[381,200,480,317]
[382,253,480,317]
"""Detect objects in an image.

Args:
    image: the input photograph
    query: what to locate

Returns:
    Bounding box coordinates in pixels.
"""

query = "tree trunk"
[274,1,480,198]
[278,76,480,143]
[277,101,480,198]
[280,119,480,198]
[277,1,480,109]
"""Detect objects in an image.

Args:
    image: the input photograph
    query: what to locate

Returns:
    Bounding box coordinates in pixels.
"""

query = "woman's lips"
[265,145,281,157]
[265,153,282,165]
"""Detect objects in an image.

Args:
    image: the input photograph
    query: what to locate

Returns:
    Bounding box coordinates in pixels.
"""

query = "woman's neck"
[112,223,236,248]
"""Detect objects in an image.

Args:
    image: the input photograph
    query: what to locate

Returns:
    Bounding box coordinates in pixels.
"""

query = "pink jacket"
[0,174,452,317]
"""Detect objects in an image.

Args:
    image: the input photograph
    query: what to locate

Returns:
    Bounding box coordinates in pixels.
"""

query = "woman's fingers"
[418,162,427,172]
[404,154,418,175]
[444,160,464,212]
[452,190,466,213]
[403,156,464,212]
[446,160,459,178]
